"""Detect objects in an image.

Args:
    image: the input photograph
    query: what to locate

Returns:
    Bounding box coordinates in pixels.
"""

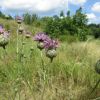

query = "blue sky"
[0,0,100,23]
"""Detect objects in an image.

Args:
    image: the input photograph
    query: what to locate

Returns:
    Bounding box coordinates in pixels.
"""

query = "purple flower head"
[34,33,50,42]
[0,27,4,34]
[15,16,23,21]
[15,16,23,24]
[44,39,59,50]
[0,24,3,29]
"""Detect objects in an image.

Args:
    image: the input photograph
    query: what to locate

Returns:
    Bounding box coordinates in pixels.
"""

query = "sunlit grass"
[0,18,100,100]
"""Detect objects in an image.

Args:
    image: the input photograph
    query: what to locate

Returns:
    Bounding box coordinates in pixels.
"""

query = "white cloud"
[0,0,88,13]
[86,13,96,19]
[69,0,87,5]
[86,13,100,24]
[92,2,100,13]
[0,0,68,12]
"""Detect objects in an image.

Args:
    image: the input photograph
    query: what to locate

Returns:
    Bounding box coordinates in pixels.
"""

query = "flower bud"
[15,16,23,24]
[25,34,31,38]
[30,47,34,51]
[18,26,24,33]
[17,20,22,24]
[37,42,44,50]
[25,31,31,38]
[46,49,57,62]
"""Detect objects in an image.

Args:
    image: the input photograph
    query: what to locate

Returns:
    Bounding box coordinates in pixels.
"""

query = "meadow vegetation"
[0,7,100,100]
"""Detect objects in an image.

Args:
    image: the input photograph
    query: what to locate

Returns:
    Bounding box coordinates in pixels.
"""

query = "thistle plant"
[0,27,10,59]
[34,32,59,62]
[19,29,26,63]
[19,42,26,63]
[89,59,100,97]
[15,16,23,24]
[33,33,59,99]
[44,39,58,62]
[18,29,27,63]
[15,16,23,57]
[18,25,24,34]
[34,33,50,50]
[34,33,47,75]
[33,33,51,78]
[33,33,48,81]
[0,27,9,49]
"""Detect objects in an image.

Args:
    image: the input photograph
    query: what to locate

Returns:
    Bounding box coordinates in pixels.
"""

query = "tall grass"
[0,18,100,100]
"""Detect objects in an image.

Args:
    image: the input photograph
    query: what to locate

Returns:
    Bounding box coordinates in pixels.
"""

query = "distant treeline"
[88,24,100,39]
[22,7,100,40]
[0,11,13,20]
[0,7,100,40]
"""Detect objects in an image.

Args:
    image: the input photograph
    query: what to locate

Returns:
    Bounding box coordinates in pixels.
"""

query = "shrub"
[78,28,87,41]
[59,35,77,43]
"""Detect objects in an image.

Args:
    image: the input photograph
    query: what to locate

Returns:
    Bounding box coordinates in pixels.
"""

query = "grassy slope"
[0,18,100,100]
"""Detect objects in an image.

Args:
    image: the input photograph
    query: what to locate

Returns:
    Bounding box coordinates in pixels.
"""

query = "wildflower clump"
[34,32,59,62]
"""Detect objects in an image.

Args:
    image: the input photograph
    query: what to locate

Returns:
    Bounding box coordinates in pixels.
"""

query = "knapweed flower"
[15,16,23,24]
[34,33,50,50]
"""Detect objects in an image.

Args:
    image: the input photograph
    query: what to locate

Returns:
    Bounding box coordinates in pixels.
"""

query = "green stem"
[18,91,20,100]
[13,91,17,100]
[24,79,36,100]
[17,25,19,53]
[41,82,46,100]
[41,51,45,70]
[19,33,25,62]
[40,50,47,100]
[30,50,33,60]
[2,46,7,60]
[50,57,53,63]
[16,24,20,59]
